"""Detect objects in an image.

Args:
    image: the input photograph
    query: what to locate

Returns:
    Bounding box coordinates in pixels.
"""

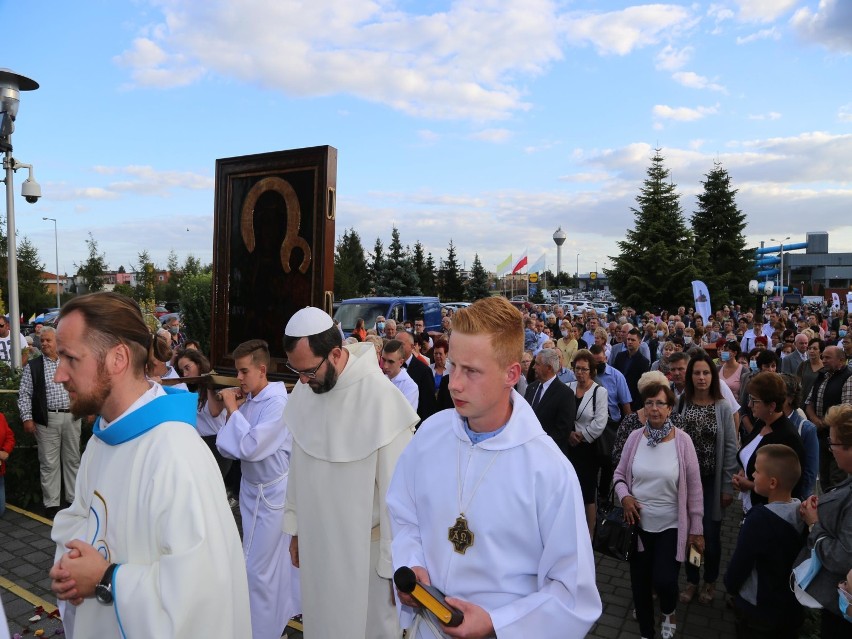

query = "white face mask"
[683,336,692,344]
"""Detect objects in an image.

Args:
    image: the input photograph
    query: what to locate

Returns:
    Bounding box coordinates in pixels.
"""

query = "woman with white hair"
[611,371,675,463]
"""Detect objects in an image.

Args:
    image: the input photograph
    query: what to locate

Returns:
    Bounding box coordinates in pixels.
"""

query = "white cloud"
[734,0,799,23]
[672,71,727,92]
[116,0,572,121]
[524,140,561,154]
[707,4,735,23]
[792,0,852,52]
[655,45,694,71]
[653,104,719,122]
[562,4,695,56]
[839,104,852,122]
[417,129,440,143]
[468,128,512,143]
[748,111,782,120]
[736,27,782,44]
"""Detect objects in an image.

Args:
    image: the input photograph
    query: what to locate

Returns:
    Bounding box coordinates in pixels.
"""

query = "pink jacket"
[613,427,703,562]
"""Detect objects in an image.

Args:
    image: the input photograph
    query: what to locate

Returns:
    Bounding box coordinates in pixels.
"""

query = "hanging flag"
[691,280,712,324]
[511,250,528,274]
[496,253,512,276]
[527,253,546,274]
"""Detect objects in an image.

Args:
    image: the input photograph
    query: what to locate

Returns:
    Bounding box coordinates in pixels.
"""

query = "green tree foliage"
[179,272,213,354]
[75,233,108,293]
[691,162,753,307]
[368,238,384,294]
[334,228,370,299]
[606,150,698,310]
[159,249,181,302]
[412,241,437,296]
[134,250,157,302]
[467,254,490,300]
[182,254,202,279]
[439,240,465,301]
[375,227,421,296]
[17,237,51,316]
[424,252,438,296]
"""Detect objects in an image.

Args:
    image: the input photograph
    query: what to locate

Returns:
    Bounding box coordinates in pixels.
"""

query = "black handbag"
[593,479,637,561]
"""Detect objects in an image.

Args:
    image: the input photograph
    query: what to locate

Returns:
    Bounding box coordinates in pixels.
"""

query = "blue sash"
[92,387,198,446]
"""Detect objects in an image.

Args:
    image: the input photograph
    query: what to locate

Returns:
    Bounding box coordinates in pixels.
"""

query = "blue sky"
[2,0,850,279]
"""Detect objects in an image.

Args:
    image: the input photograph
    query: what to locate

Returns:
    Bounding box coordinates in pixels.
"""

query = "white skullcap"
[285,306,334,337]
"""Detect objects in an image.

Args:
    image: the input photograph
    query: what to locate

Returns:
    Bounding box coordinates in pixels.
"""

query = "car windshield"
[333,303,389,331]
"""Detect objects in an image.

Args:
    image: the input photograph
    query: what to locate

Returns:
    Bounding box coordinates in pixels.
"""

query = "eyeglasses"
[828,440,847,451]
[644,400,669,409]
[285,355,328,379]
[573,366,590,373]
[747,396,763,405]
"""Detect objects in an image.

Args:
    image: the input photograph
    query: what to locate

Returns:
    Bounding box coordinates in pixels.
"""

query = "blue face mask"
[839,587,852,623]
[749,360,758,372]
[376,322,385,331]
[656,330,664,338]
[840,330,848,338]
[720,351,730,362]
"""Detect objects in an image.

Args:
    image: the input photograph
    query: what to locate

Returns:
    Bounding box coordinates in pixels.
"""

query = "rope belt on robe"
[243,471,289,557]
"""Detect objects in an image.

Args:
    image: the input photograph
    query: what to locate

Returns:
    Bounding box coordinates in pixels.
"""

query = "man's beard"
[70,366,112,416]
[308,362,339,395]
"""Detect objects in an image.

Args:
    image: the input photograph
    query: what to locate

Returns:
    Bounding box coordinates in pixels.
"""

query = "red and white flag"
[511,250,528,274]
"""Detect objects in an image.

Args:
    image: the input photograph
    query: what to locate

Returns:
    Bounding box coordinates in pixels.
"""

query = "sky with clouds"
[2,0,851,280]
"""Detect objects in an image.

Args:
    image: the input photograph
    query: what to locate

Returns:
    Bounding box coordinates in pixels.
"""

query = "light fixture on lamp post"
[1,68,40,369]
[43,217,60,308]
[770,236,790,296]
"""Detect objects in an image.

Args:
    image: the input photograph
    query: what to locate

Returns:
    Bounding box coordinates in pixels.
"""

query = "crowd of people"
[0,293,851,638]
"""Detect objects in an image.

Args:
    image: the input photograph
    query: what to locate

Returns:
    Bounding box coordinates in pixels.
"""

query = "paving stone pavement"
[2,498,746,638]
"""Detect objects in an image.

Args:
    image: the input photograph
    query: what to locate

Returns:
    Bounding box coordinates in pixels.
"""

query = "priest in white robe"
[387,297,602,638]
[49,292,250,638]
[282,307,419,638]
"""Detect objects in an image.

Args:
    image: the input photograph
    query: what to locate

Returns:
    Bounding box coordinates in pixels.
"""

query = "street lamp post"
[1,68,40,369]
[43,217,60,308]
[770,236,790,295]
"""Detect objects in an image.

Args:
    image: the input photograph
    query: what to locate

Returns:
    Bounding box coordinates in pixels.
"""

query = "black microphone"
[393,566,464,627]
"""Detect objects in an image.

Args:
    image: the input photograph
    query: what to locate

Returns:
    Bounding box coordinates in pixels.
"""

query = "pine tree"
[691,162,753,307]
[334,228,370,299]
[17,237,50,316]
[439,240,465,301]
[375,227,420,296]
[467,254,490,300]
[606,149,698,310]
[368,238,384,295]
[412,241,437,296]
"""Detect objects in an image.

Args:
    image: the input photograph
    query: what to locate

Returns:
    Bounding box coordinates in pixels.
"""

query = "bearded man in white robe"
[49,292,250,638]
[282,307,418,638]
[387,297,602,639]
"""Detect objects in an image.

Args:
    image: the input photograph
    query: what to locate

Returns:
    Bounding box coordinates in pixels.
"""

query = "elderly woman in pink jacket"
[614,381,704,639]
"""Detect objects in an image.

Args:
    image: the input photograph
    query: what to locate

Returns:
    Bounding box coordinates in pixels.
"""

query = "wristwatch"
[95,563,118,605]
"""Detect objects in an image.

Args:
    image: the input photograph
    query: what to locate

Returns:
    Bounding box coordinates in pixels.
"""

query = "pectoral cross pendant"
[448,515,475,554]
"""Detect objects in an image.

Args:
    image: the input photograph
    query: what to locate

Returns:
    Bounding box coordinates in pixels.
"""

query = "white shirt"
[632,439,680,532]
[0,332,27,362]
[388,367,419,410]
[738,433,764,514]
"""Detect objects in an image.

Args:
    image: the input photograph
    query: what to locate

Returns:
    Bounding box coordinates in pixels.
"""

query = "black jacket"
[524,377,576,458]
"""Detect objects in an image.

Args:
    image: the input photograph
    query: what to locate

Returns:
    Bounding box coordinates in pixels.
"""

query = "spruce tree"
[606,149,697,311]
[368,238,384,295]
[423,251,438,296]
[439,240,465,301]
[75,233,109,293]
[467,254,490,300]
[17,237,50,315]
[691,162,752,307]
[334,228,369,299]
[375,227,420,295]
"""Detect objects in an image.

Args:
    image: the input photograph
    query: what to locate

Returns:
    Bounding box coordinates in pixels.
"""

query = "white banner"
[691,280,712,324]
[832,292,841,310]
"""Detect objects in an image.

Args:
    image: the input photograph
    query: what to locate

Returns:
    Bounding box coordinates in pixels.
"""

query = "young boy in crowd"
[724,444,807,638]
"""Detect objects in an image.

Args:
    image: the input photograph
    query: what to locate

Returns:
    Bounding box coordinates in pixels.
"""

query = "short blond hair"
[826,404,852,446]
[451,297,523,368]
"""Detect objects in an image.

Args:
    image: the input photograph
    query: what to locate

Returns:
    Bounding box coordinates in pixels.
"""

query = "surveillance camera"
[21,177,41,203]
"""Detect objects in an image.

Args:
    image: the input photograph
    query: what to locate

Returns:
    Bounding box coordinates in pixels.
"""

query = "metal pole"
[4,149,21,368]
